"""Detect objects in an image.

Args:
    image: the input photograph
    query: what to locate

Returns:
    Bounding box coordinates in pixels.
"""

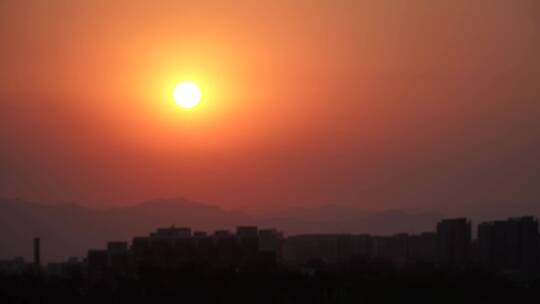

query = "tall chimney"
[33,237,41,267]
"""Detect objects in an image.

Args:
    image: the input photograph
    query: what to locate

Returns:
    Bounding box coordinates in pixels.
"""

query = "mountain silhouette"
[0,198,443,262]
[257,205,443,236]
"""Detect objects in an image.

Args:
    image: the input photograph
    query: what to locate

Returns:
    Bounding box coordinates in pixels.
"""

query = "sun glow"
[173,81,201,109]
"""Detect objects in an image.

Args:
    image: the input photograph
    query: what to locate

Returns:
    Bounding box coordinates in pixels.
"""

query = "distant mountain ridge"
[0,197,444,262]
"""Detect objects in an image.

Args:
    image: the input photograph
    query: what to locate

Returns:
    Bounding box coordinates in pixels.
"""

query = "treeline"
[1,258,540,303]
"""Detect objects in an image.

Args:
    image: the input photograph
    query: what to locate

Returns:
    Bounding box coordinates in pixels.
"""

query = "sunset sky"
[1,0,539,214]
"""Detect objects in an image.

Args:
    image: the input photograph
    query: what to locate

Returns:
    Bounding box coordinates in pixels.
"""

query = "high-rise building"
[107,241,130,273]
[33,237,40,268]
[236,226,259,263]
[107,241,128,253]
[372,234,408,263]
[193,231,208,237]
[478,216,539,275]
[283,234,373,264]
[214,230,232,237]
[150,226,192,239]
[259,229,284,258]
[437,218,472,266]
[407,232,437,262]
[236,226,259,238]
[87,249,108,280]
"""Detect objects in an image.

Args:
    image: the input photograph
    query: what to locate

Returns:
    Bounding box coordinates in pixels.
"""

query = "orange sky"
[1,0,539,213]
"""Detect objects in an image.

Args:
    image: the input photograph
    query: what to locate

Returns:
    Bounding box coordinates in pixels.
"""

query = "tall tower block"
[33,237,41,267]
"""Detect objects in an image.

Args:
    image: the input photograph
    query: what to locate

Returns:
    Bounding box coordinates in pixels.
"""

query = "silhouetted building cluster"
[84,226,284,280]
[0,237,43,275]
[1,216,539,282]
[283,234,372,264]
[282,217,539,277]
[79,216,540,281]
[87,241,130,279]
[437,218,472,266]
[478,216,540,277]
[0,257,26,275]
[283,231,438,266]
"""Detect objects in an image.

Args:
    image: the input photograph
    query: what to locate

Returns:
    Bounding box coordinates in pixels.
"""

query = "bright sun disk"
[173,81,201,109]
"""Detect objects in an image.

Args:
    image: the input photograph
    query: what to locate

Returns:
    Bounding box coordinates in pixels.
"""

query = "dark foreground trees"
[1,260,540,304]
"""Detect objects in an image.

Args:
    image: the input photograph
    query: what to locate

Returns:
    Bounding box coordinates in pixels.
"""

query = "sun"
[173,81,201,109]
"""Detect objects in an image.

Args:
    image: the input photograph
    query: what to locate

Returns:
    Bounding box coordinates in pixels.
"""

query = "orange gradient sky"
[1,0,539,213]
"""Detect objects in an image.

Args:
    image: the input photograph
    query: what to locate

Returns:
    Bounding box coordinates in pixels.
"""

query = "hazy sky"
[1,0,539,213]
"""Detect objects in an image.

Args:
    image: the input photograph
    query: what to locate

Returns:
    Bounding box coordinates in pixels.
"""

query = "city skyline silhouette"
[2,0,540,302]
[2,213,539,302]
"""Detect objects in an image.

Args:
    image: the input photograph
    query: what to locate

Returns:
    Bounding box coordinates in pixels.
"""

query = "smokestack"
[33,237,41,268]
